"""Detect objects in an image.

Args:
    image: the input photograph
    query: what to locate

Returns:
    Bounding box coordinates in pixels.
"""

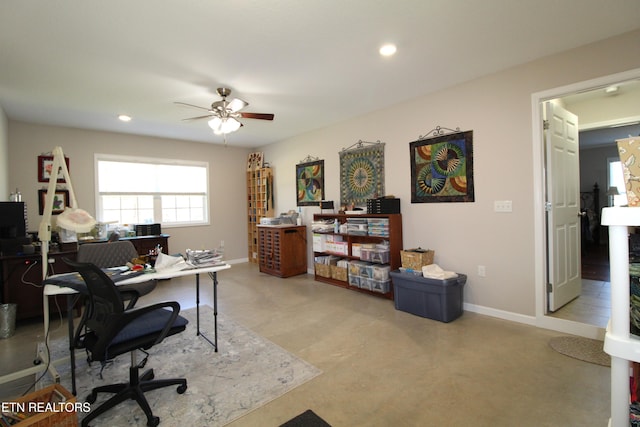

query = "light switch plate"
[494,200,513,212]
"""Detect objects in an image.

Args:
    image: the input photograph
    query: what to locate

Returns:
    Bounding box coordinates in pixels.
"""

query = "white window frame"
[95,154,210,228]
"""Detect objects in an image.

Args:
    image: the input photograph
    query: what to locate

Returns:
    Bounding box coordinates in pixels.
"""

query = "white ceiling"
[1,0,639,147]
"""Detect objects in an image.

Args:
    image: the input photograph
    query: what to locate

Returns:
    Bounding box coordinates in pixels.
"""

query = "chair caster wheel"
[147,416,160,426]
[86,392,97,404]
[177,384,187,394]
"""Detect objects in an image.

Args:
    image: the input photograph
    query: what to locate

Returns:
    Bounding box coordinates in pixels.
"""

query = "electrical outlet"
[220,240,225,249]
[478,265,486,277]
[48,258,55,264]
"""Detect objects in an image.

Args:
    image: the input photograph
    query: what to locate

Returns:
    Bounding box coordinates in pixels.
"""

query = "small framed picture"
[38,155,70,183]
[38,189,69,215]
[296,159,325,206]
[247,152,264,171]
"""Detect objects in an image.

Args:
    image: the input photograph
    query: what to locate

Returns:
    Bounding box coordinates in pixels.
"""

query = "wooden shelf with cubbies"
[247,167,273,263]
[312,213,402,299]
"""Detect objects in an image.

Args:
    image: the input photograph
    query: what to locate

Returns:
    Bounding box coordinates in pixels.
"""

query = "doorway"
[551,122,640,327]
[532,68,640,338]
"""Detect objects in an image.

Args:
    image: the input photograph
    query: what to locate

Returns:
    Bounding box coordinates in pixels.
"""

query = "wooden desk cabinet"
[257,225,307,278]
[1,251,78,320]
[0,235,170,319]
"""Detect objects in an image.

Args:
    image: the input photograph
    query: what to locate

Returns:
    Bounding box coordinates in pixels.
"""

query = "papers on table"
[154,252,190,272]
[185,249,224,267]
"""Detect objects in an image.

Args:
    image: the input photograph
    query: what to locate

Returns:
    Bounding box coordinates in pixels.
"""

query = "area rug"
[548,336,610,367]
[45,306,322,426]
[280,409,332,427]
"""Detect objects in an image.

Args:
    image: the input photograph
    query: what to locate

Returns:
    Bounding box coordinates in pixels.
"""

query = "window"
[608,157,627,207]
[95,154,209,227]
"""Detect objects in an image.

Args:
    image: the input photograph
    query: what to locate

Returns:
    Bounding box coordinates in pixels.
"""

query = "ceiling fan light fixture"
[208,116,241,134]
[178,87,273,137]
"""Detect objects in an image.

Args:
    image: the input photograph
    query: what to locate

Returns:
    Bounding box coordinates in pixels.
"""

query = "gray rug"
[548,336,610,367]
[45,306,322,426]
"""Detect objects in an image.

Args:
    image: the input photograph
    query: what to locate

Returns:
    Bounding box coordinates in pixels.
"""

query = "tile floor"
[548,279,611,328]
[1,263,612,426]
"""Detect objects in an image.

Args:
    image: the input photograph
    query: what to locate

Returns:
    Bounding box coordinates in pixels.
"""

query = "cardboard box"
[390,270,466,322]
[314,263,331,278]
[617,136,640,206]
[401,248,434,270]
[10,384,78,427]
[312,233,326,252]
[351,243,362,258]
[330,265,348,281]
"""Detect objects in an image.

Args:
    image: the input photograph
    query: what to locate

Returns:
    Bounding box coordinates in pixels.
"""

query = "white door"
[546,102,582,312]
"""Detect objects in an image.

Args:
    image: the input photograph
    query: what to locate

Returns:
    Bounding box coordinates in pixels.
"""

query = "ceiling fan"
[176,87,274,135]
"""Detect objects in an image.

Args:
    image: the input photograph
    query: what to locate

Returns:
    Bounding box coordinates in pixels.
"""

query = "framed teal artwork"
[296,159,324,206]
[339,142,385,208]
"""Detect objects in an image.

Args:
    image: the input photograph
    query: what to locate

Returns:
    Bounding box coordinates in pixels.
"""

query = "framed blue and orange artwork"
[410,130,474,203]
[296,159,324,206]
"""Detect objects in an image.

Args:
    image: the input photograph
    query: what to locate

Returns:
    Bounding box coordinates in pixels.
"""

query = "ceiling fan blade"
[181,114,214,121]
[240,112,274,120]
[174,101,211,111]
[227,98,249,112]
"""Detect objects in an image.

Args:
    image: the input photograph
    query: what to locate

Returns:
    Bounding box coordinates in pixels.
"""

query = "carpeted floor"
[44,306,322,426]
[549,336,610,367]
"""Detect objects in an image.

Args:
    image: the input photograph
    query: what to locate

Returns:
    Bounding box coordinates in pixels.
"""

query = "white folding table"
[0,263,230,395]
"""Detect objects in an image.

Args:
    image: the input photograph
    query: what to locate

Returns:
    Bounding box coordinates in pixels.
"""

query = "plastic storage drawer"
[390,270,467,322]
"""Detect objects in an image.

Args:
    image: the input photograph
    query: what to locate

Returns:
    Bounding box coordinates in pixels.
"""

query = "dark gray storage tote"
[390,270,466,322]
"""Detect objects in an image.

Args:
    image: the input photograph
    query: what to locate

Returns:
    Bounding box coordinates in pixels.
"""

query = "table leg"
[196,273,201,336]
[66,295,76,395]
[193,272,218,351]
[210,271,218,352]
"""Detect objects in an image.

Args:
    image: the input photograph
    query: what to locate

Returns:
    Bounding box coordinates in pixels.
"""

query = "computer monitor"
[0,202,27,238]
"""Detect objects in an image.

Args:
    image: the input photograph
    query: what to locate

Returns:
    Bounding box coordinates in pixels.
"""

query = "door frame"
[532,68,640,339]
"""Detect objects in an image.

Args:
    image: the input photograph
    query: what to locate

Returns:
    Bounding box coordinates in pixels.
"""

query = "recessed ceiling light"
[118,114,132,122]
[604,85,619,95]
[379,43,397,57]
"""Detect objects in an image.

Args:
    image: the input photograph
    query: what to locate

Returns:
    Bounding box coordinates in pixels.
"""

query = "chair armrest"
[120,290,140,310]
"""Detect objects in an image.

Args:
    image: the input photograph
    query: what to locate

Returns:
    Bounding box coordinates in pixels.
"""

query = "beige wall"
[568,88,640,129]
[7,122,251,261]
[5,29,640,321]
[262,30,640,318]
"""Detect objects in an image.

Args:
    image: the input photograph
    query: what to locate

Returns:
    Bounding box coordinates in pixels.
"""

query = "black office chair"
[77,240,157,308]
[64,259,188,427]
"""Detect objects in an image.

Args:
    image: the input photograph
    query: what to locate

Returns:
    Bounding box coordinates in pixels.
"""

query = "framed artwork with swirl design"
[410,130,474,203]
[296,159,325,206]
[339,142,385,208]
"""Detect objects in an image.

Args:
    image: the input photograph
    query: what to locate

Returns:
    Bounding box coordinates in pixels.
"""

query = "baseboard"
[463,302,537,326]
[463,302,605,339]
[226,257,249,265]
